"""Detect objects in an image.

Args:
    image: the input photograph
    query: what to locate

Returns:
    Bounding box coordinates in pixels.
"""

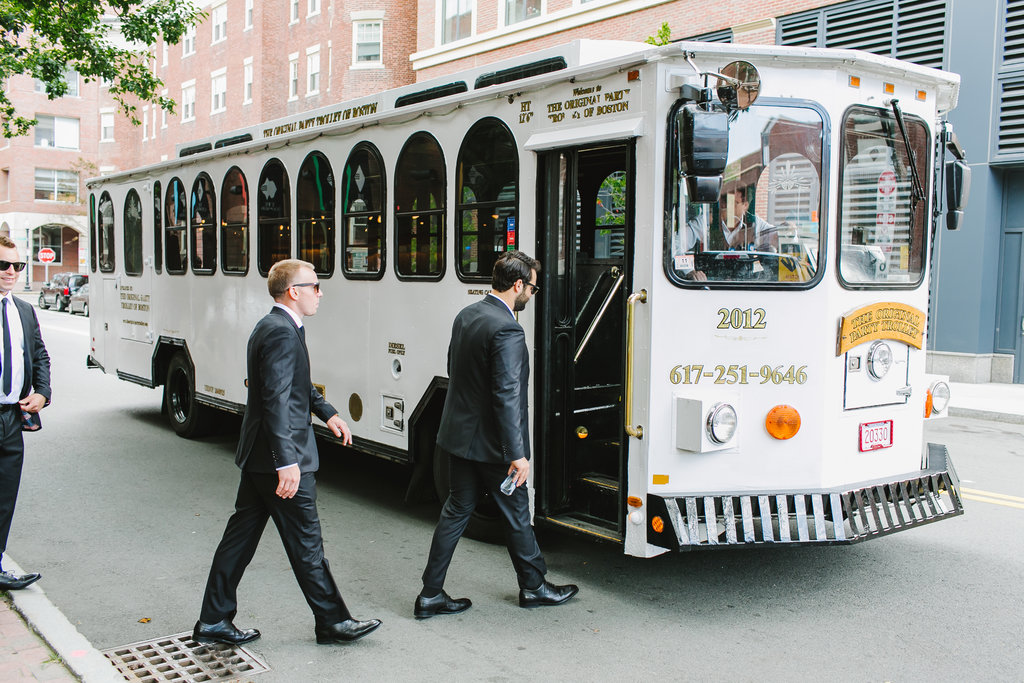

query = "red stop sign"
[37,248,56,263]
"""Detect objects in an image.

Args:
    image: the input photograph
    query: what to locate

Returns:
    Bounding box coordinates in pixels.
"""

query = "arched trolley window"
[153,181,162,274]
[297,151,335,276]
[221,167,249,275]
[164,177,187,274]
[258,159,291,275]
[456,118,518,281]
[123,189,143,276]
[395,132,445,279]
[98,191,115,273]
[191,173,217,274]
[342,143,385,278]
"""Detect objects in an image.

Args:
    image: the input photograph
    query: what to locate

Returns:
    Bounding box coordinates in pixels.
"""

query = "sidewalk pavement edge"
[5,556,124,683]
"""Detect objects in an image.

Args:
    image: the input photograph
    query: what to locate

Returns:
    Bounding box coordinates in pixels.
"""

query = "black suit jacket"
[436,295,530,464]
[236,307,336,473]
[11,296,50,403]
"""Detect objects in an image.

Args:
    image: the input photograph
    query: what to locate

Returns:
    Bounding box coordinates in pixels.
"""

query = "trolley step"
[578,472,619,492]
[538,513,622,544]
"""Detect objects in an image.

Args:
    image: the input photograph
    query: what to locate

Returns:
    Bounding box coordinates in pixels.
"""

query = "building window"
[182,26,196,56]
[456,118,518,280]
[181,82,196,121]
[161,90,168,128]
[34,169,79,202]
[243,58,254,104]
[162,43,168,66]
[308,0,320,17]
[142,106,149,140]
[98,192,115,273]
[99,113,113,142]
[36,115,80,149]
[212,3,227,44]
[289,54,299,100]
[290,0,299,23]
[306,47,320,95]
[354,21,382,65]
[297,151,334,275]
[33,69,79,97]
[504,0,541,26]
[191,173,217,274]
[245,0,254,29]
[442,0,472,44]
[221,166,249,274]
[342,143,385,278]
[211,70,227,113]
[164,177,187,274]
[258,158,291,274]
[395,132,445,279]
[124,189,143,276]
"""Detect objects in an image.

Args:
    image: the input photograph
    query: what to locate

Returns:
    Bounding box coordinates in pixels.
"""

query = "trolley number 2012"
[717,307,766,329]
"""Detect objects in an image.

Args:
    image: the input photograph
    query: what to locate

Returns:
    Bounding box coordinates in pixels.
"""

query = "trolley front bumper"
[647,443,963,550]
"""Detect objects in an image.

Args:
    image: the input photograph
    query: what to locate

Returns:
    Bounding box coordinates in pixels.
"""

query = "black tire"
[57,296,68,312]
[37,294,47,310]
[82,302,88,317]
[432,445,504,543]
[164,352,212,438]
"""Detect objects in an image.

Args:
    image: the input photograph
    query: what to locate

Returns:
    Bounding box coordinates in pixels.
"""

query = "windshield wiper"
[890,99,925,202]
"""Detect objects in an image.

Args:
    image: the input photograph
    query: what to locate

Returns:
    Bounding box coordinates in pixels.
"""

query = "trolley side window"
[190,173,217,274]
[342,142,385,279]
[123,189,143,276]
[221,167,249,275]
[395,132,445,279]
[89,193,97,273]
[838,106,929,287]
[164,177,187,274]
[297,151,335,276]
[153,180,162,274]
[98,191,115,273]
[258,158,291,275]
[667,104,824,286]
[456,117,518,282]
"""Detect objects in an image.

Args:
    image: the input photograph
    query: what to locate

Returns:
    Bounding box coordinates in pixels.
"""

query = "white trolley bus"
[86,40,970,557]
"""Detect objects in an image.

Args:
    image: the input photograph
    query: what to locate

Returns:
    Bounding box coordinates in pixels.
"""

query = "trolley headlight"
[927,381,951,416]
[866,341,893,381]
[705,402,738,444]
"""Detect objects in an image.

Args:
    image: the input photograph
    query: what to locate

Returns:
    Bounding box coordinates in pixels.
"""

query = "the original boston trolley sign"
[836,302,924,355]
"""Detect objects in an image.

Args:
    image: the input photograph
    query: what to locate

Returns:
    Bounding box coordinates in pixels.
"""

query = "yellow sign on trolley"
[837,302,924,355]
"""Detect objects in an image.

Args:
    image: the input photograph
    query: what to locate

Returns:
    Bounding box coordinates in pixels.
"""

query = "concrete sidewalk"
[949,381,1024,423]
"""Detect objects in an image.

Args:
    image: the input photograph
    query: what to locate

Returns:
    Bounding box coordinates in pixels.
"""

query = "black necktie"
[2,298,12,395]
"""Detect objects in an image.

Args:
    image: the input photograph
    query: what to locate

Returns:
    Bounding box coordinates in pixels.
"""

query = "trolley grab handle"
[574,271,625,364]
[625,289,647,439]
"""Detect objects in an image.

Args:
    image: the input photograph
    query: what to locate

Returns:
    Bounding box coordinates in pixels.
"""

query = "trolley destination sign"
[837,302,925,354]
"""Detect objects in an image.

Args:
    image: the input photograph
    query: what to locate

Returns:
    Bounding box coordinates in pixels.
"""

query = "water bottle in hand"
[500,471,518,496]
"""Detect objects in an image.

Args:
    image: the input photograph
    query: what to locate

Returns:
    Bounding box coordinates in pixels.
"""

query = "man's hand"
[276,464,300,499]
[507,457,530,488]
[19,393,46,413]
[326,414,352,446]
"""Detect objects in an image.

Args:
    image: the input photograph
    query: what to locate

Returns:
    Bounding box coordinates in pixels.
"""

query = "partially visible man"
[0,236,50,591]
[194,259,380,646]
[415,251,578,618]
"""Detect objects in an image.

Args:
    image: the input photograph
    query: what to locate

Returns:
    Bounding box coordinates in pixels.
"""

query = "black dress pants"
[200,470,351,626]
[0,406,25,566]
[421,455,546,593]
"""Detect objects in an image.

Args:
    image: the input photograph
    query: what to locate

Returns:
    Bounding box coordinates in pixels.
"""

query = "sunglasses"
[0,261,26,272]
[525,281,540,294]
[291,282,320,293]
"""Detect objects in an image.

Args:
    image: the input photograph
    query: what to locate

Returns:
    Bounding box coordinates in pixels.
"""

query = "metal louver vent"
[826,1,893,54]
[778,14,819,46]
[680,28,733,44]
[998,80,1024,156]
[1005,0,1024,63]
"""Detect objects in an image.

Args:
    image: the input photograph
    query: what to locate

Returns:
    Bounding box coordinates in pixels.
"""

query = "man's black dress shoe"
[519,581,579,608]
[414,591,472,619]
[192,619,261,645]
[0,570,40,591]
[315,618,382,644]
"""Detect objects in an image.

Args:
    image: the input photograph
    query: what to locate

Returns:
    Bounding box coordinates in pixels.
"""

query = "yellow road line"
[962,493,1024,510]
[961,487,1024,504]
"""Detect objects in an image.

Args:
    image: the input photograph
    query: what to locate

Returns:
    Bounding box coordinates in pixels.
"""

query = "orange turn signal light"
[924,389,934,418]
[651,516,664,533]
[627,496,643,508]
[765,405,801,440]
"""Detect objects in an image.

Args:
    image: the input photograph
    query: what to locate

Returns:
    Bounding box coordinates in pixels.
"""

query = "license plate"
[859,420,893,452]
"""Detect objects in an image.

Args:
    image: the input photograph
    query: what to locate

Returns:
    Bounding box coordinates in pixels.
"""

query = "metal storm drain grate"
[102,631,270,682]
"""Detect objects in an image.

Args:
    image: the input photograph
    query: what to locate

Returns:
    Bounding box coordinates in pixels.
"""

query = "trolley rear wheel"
[164,352,212,438]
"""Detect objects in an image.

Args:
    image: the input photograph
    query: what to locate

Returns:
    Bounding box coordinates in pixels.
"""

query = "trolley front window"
[667,104,825,286]
[838,106,929,287]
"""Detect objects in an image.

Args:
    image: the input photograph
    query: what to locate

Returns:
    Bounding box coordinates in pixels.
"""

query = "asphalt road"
[6,306,1024,681]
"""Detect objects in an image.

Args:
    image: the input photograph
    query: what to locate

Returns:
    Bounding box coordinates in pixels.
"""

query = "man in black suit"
[415,251,578,618]
[0,236,50,591]
[194,259,380,646]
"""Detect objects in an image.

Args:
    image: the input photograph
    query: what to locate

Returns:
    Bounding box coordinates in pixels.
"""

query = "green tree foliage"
[644,22,672,47]
[0,0,204,137]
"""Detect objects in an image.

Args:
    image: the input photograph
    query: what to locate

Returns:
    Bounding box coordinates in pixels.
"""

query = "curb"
[948,406,1024,425]
[4,557,123,683]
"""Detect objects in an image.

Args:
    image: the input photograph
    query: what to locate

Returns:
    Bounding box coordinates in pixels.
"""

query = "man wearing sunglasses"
[195,259,380,646]
[415,251,578,619]
[0,236,50,591]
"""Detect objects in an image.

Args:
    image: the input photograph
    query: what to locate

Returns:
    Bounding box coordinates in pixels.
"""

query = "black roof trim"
[395,81,469,108]
[474,56,567,90]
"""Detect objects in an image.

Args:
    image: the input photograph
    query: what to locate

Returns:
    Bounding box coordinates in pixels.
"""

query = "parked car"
[38,273,88,312]
[68,282,89,316]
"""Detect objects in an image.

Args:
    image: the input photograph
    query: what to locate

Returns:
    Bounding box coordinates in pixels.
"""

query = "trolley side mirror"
[678,104,729,203]
[945,158,970,231]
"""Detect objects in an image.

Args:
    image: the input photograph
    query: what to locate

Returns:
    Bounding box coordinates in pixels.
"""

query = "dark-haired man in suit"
[0,236,51,591]
[194,259,380,646]
[415,251,578,618]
